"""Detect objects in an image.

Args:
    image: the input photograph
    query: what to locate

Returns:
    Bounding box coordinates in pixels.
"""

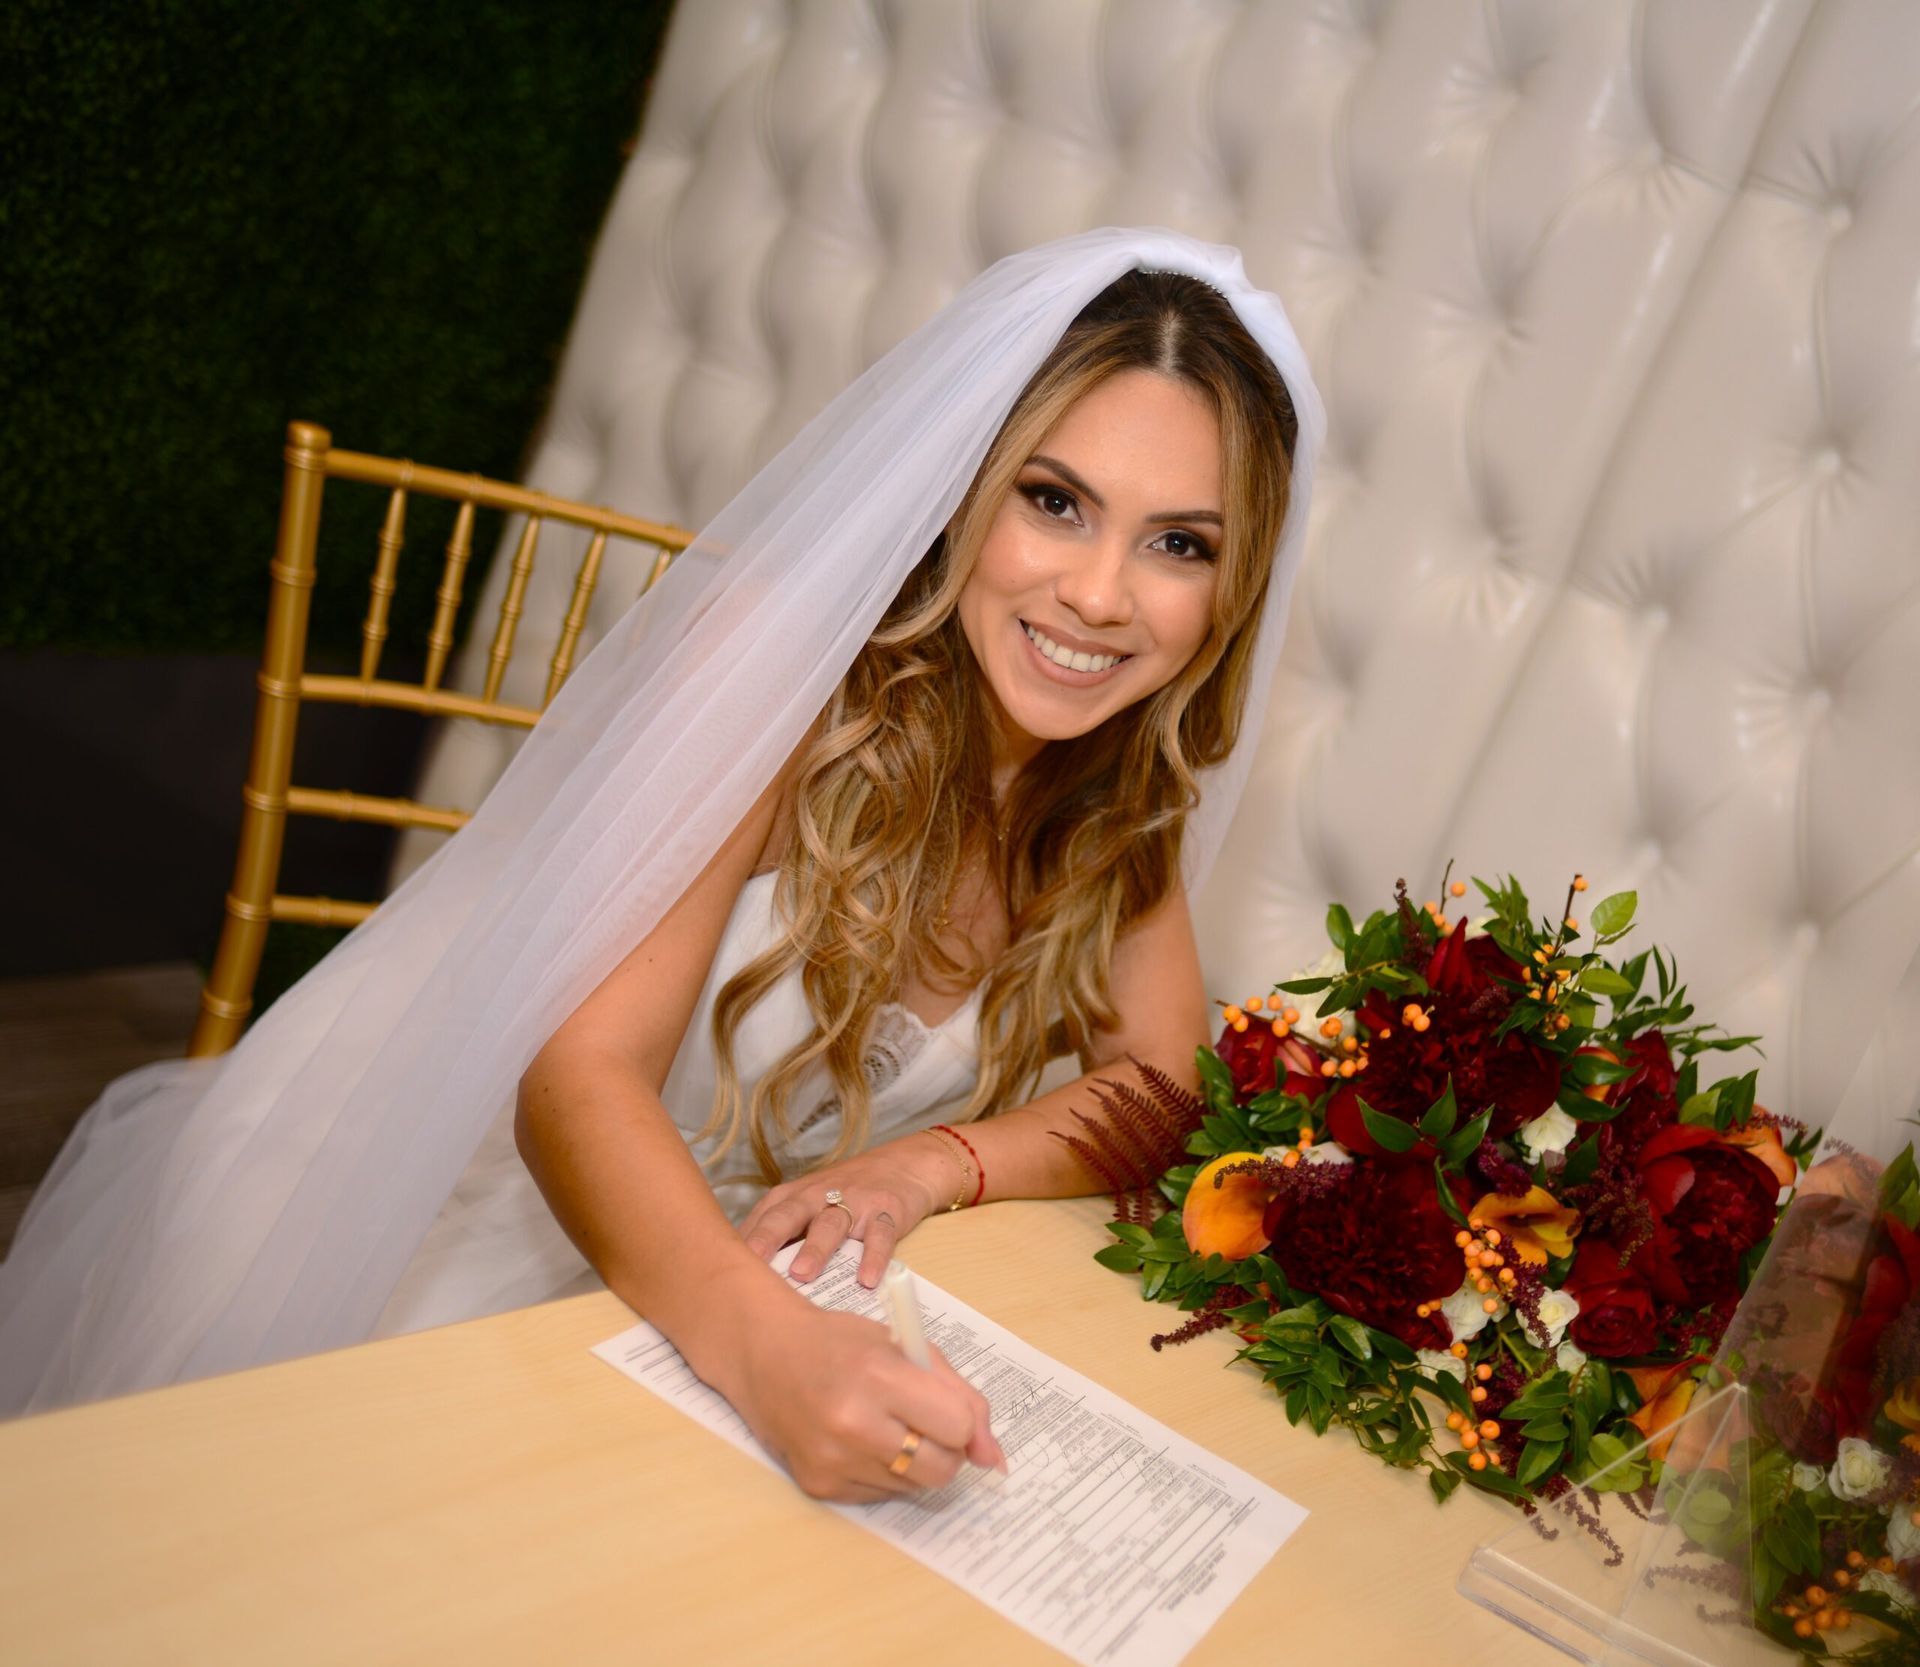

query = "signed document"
[592,1241,1306,1667]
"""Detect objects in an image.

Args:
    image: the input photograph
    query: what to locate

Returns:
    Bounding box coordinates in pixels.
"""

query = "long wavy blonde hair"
[699,270,1300,1186]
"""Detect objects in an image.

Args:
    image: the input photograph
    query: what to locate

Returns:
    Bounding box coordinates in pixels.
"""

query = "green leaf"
[1195,1047,1238,1114]
[1326,904,1354,953]
[1566,1052,1634,1087]
[1093,1243,1143,1273]
[1519,1416,1568,1442]
[1429,1467,1463,1504]
[1419,1079,1459,1140]
[1573,1362,1613,1430]
[1440,1108,1494,1169]
[1358,1099,1421,1154]
[1329,1314,1372,1361]
[1433,1161,1470,1227]
[1578,966,1634,999]
[1591,890,1637,938]
[1559,1133,1601,1188]
[1678,1090,1720,1127]
[1517,1439,1566,1488]
[1275,976,1333,995]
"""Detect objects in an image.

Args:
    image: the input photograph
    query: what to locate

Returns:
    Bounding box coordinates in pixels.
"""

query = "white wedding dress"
[371,867,986,1339]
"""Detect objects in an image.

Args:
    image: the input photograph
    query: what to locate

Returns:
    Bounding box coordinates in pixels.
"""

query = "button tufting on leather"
[403,0,1920,1139]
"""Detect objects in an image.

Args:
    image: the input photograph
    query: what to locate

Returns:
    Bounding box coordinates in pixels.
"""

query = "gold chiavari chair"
[188,419,695,1057]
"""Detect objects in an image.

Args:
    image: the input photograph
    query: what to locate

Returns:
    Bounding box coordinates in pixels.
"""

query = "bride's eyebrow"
[1024,453,1223,527]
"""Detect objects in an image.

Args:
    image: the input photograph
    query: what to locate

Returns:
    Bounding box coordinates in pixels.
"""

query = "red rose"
[1215,1017,1324,1102]
[1831,1215,1920,1438]
[1215,1017,1281,1098]
[1262,1163,1461,1348]
[1565,1239,1660,1357]
[1628,1125,1780,1308]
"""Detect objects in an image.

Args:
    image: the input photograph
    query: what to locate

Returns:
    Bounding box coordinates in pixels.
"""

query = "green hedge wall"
[2,0,674,655]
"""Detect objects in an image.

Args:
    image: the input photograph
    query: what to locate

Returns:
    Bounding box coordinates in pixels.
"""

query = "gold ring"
[888,1428,922,1477]
[821,1188,854,1226]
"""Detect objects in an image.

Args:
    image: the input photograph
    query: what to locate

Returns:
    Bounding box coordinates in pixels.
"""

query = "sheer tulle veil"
[0,227,1326,1414]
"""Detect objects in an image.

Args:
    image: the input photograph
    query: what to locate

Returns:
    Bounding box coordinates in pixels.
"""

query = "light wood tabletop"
[0,1195,1568,1666]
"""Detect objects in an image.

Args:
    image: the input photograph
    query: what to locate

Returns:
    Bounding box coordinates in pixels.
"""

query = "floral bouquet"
[1084,871,1811,1518]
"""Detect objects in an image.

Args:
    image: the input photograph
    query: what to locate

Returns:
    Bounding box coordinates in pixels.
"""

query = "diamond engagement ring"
[821,1188,854,1225]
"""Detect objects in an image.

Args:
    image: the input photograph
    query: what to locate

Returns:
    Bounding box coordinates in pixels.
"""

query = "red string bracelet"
[931,1123,987,1208]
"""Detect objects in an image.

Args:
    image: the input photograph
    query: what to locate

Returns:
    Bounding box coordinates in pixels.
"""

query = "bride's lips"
[1017,618,1132,686]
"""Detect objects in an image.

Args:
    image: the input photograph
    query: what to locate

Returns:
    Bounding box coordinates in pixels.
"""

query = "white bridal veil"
[0,227,1325,1414]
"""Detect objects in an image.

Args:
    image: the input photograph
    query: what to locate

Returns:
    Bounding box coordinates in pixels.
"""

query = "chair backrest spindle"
[359,480,411,682]
[187,421,694,1056]
[481,514,541,704]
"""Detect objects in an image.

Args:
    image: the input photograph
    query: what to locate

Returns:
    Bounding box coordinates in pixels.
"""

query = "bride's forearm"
[946,1053,1202,1205]
[515,1045,805,1397]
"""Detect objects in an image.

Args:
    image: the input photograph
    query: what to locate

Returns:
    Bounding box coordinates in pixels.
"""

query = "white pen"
[880,1259,932,1369]
[881,1259,1008,1483]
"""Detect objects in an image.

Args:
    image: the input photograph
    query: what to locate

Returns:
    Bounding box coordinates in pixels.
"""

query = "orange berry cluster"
[1524,946,1577,1034]
[1421,897,1457,938]
[1773,1552,1896,1638]
[1415,1217,1517,1319]
[1221,994,1301,1035]
[1275,1124,1316,1170]
[1443,1402,1503,1470]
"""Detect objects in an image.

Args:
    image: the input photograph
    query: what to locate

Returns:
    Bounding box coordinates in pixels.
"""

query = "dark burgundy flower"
[1564,1239,1660,1357]
[1261,1162,1461,1348]
[1627,1125,1780,1308]
[1324,933,1560,1153]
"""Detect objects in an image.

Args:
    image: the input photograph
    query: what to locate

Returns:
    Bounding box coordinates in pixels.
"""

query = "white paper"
[592,1242,1307,1667]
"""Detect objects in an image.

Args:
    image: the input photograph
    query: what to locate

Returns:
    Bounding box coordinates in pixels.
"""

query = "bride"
[0,228,1322,1503]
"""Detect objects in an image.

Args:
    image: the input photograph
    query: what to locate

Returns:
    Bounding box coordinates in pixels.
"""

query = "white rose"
[1442,1279,1506,1341]
[1887,1501,1920,1563]
[1517,1106,1579,1163]
[1829,1437,1893,1502]
[1859,1569,1917,1611]
[1525,1288,1581,1349]
[1417,1349,1467,1384]
[1792,1462,1828,1493]
[1301,1142,1353,1167]
[1284,950,1347,1037]
[1555,1341,1588,1374]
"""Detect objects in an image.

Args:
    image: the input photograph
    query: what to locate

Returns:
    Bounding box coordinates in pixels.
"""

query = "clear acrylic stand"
[1459,1384,1780,1665]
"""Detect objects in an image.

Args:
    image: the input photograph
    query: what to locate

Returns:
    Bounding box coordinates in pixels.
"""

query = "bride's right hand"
[718,1293,1007,1503]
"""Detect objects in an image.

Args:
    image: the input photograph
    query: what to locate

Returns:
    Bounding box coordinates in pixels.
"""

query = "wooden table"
[0,1197,1566,1666]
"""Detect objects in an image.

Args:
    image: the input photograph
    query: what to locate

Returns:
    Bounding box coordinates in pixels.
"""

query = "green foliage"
[3,0,672,653]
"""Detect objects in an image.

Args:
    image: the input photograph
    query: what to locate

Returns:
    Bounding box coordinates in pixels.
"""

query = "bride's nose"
[1054,535,1134,628]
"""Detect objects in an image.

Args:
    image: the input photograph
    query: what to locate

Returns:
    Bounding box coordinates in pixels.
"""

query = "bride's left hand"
[740,1133,960,1288]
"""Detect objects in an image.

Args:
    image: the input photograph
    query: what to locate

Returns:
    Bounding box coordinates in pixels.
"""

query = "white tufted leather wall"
[402,0,1920,1129]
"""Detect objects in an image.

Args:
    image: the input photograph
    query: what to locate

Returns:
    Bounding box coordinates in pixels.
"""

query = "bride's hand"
[723,1297,1004,1501]
[740,1132,959,1287]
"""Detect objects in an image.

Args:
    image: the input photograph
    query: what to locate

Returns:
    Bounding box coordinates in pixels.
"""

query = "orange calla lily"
[1468,1186,1580,1266]
[1625,1360,1702,1464]
[1718,1116,1797,1191]
[1885,1378,1920,1434]
[1182,1153,1277,1261]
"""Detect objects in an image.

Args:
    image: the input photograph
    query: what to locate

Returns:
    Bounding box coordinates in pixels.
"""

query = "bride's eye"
[1152,528,1217,563]
[1022,484,1080,522]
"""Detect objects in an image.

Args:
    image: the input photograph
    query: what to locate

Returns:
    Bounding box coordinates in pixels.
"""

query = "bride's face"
[958,368,1224,760]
